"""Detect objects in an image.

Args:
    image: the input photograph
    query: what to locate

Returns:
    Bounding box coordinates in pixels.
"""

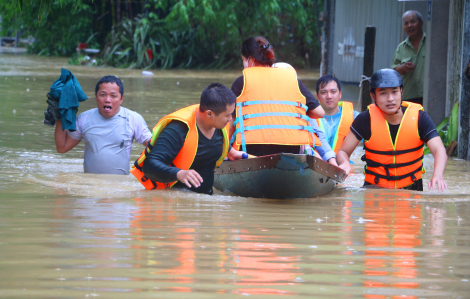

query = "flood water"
[1,54,470,298]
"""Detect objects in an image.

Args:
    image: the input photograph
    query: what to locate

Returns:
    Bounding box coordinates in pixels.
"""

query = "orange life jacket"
[363,101,424,189]
[316,101,354,153]
[131,104,230,190]
[232,67,321,152]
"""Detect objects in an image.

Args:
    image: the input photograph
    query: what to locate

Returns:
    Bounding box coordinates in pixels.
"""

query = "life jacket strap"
[233,112,310,126]
[364,143,424,155]
[363,154,424,181]
[365,164,423,182]
[237,100,308,111]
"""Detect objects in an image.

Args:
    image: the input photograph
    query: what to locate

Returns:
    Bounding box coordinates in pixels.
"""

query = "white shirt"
[67,107,152,174]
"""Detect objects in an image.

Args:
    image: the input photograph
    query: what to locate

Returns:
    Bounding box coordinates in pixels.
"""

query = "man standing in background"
[392,10,425,105]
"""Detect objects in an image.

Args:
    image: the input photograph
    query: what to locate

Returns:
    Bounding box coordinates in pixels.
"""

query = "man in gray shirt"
[54,76,152,174]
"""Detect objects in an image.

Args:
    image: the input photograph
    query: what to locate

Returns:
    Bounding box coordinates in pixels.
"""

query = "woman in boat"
[230,36,326,157]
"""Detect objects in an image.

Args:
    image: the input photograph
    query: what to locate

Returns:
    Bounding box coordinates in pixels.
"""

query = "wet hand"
[338,162,351,176]
[327,158,338,167]
[227,148,247,161]
[428,175,447,192]
[176,170,203,188]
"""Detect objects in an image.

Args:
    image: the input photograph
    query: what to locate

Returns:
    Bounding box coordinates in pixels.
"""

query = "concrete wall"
[459,0,470,159]
[422,0,449,125]
[332,0,402,83]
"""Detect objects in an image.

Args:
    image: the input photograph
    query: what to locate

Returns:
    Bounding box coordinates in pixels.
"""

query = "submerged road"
[0,54,469,298]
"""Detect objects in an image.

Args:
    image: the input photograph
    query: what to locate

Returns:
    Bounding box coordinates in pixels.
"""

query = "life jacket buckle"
[411,174,417,182]
[241,101,247,107]
[296,113,302,119]
[300,125,305,130]
[141,176,148,183]
[374,176,379,184]
[296,102,302,108]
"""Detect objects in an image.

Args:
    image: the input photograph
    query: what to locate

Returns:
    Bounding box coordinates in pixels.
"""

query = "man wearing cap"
[336,69,447,192]
[392,10,426,105]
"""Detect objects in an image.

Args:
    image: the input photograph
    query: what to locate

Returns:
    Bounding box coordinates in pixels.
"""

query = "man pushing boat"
[131,83,246,195]
[337,69,447,192]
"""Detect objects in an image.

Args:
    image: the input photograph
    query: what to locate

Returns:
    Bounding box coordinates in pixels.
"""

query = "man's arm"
[55,119,81,153]
[307,106,325,119]
[336,131,361,175]
[311,120,336,165]
[426,136,447,192]
[142,121,203,188]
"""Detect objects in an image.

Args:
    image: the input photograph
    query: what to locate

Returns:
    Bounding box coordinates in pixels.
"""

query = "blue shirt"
[319,107,360,148]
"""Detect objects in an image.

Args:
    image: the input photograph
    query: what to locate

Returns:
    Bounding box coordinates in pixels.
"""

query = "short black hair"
[95,75,124,96]
[200,83,236,115]
[403,10,423,23]
[316,74,341,94]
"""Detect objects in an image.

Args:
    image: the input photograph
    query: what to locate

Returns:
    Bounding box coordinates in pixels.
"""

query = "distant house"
[331,0,428,83]
[326,0,470,160]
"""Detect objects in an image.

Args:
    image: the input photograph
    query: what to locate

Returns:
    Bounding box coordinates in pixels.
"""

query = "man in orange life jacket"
[131,83,245,195]
[336,69,447,192]
[314,75,359,153]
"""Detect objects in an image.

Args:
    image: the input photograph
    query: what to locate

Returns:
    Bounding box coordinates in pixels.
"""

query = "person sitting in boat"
[131,83,246,195]
[230,36,328,161]
[54,75,152,175]
[336,69,447,192]
[314,75,360,153]
[271,62,337,164]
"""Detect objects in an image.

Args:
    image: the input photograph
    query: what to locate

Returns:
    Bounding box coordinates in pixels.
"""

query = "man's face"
[371,87,402,114]
[316,81,342,113]
[95,82,123,118]
[403,12,423,39]
[209,103,235,129]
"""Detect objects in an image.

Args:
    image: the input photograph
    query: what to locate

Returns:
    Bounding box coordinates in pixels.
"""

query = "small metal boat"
[213,153,347,199]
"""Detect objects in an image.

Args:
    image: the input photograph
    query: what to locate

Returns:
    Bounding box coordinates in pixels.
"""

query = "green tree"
[1,0,95,56]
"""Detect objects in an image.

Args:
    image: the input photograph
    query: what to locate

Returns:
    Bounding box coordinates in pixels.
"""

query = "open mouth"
[104,105,112,112]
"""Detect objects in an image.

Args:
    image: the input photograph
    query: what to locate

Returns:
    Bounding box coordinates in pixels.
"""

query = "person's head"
[316,75,342,114]
[95,75,124,118]
[402,10,424,39]
[199,83,236,129]
[369,69,403,115]
[241,36,276,68]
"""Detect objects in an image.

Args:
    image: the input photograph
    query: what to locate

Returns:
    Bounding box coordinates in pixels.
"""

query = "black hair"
[241,36,276,66]
[200,83,236,115]
[316,74,341,93]
[403,10,423,23]
[95,75,124,96]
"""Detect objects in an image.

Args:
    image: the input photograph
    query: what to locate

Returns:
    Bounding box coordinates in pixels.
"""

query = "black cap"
[369,69,403,91]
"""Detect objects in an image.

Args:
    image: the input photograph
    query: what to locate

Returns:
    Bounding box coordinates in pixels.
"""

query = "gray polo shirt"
[67,107,152,175]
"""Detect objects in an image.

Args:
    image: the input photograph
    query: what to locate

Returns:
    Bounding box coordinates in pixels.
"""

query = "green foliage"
[0,0,95,56]
[103,15,173,69]
[102,0,323,69]
[1,0,324,68]
[423,102,459,155]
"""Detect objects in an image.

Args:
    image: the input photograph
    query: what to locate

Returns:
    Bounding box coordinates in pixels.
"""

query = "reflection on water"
[1,54,470,298]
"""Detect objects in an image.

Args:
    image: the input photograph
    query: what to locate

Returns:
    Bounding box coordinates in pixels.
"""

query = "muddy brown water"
[0,54,469,298]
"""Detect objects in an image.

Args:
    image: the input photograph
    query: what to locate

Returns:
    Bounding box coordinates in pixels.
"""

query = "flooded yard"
[0,53,469,298]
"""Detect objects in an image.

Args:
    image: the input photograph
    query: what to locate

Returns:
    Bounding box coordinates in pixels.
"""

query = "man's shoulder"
[120,107,146,121]
[396,38,411,51]
[75,108,97,127]
[77,108,97,118]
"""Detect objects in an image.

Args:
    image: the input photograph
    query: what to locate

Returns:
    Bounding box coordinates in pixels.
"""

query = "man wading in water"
[54,76,152,174]
[131,83,246,195]
[336,69,447,192]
